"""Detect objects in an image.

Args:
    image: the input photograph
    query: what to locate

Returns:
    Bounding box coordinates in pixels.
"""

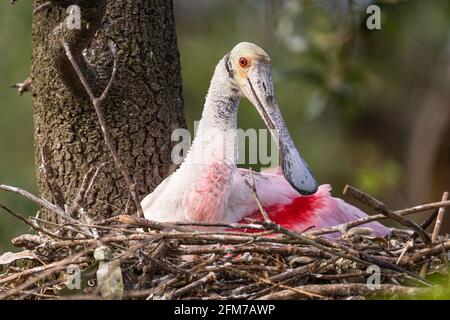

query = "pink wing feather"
[231,167,389,237]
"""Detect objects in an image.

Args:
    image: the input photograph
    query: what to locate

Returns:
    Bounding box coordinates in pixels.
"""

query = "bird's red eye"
[239,57,249,67]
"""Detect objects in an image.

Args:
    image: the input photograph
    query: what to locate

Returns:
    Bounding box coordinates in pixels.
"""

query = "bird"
[141,42,389,237]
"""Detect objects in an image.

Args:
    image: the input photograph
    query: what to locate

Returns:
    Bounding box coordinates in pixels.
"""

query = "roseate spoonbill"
[141,42,389,236]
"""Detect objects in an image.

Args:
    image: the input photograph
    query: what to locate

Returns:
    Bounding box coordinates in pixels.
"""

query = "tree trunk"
[31,0,185,223]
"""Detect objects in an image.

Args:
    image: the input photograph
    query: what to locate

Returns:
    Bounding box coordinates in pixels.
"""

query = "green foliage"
[0,1,36,250]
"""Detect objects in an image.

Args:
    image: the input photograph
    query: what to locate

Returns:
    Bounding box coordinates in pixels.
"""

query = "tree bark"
[31,0,185,222]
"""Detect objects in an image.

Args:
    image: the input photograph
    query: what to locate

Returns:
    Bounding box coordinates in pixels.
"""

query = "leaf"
[347,227,374,237]
[0,250,38,265]
[96,259,123,300]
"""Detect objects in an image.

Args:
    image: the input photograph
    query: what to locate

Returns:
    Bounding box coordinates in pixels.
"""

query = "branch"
[0,200,66,239]
[410,209,439,241]
[343,185,431,244]
[431,192,448,241]
[421,192,449,276]
[69,163,105,217]
[62,41,144,218]
[311,199,450,236]
[33,1,53,14]
[171,272,216,299]
[396,210,438,265]
[244,168,270,223]
[46,1,107,96]
[0,184,78,225]
[107,214,186,232]
[410,240,450,263]
[0,248,90,300]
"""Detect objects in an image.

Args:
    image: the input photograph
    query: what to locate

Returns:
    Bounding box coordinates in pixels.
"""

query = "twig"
[395,200,450,216]
[0,184,78,225]
[0,254,89,287]
[311,199,450,236]
[69,164,106,217]
[10,232,275,250]
[177,245,331,258]
[174,221,266,231]
[62,41,144,218]
[244,168,270,222]
[231,268,326,299]
[421,192,449,277]
[0,200,66,240]
[396,240,414,265]
[171,272,216,298]
[432,192,448,241]
[245,182,364,266]
[0,248,90,299]
[410,240,450,263]
[30,216,138,235]
[232,263,315,295]
[397,210,439,265]
[108,215,186,232]
[343,185,431,244]
[71,167,96,216]
[33,1,53,14]
[84,163,106,200]
[106,214,268,232]
[410,209,439,241]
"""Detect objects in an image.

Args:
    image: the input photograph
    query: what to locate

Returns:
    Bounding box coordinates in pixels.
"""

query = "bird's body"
[141,42,389,237]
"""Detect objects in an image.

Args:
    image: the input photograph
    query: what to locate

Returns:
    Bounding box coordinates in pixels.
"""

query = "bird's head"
[224,42,318,195]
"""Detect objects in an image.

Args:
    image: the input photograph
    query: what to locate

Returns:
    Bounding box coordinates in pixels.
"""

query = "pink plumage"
[182,162,232,223]
[233,167,390,237]
[141,42,391,238]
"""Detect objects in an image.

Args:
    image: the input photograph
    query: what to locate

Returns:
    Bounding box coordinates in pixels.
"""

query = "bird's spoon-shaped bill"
[243,63,318,195]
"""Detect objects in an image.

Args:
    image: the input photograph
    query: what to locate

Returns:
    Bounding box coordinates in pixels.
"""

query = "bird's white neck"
[182,58,241,167]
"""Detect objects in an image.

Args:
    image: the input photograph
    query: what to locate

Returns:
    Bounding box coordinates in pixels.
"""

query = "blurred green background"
[0,0,449,250]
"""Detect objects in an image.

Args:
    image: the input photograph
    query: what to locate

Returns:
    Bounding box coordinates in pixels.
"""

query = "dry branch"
[0,201,65,240]
[343,185,431,243]
[0,184,78,225]
[311,192,450,237]
[432,192,448,240]
[62,41,144,220]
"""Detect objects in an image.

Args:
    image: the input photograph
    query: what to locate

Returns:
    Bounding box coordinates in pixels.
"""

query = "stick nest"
[0,202,449,300]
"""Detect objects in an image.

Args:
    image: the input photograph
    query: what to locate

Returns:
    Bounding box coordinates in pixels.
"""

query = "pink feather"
[234,167,390,237]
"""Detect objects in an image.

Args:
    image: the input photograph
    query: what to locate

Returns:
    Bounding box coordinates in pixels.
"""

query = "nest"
[0,184,449,300]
